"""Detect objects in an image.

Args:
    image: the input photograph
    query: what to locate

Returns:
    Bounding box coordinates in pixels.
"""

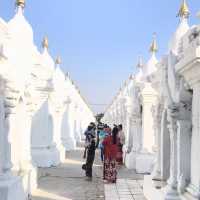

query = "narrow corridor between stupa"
[32,143,146,200]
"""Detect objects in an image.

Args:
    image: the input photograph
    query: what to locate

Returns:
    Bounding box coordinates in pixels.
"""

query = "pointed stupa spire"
[15,0,25,15]
[149,33,158,54]
[65,72,70,78]
[129,74,134,80]
[42,36,49,49]
[169,0,190,54]
[135,55,144,82]
[177,0,190,18]
[55,56,61,65]
[144,34,158,78]
[137,55,143,69]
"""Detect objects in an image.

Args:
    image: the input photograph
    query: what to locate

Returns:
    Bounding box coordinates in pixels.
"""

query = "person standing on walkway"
[82,123,98,181]
[97,124,109,163]
[102,127,119,183]
[104,125,112,136]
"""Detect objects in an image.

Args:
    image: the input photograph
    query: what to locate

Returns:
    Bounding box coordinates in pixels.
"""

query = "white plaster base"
[181,192,199,200]
[81,135,85,141]
[62,137,76,151]
[184,185,200,200]
[75,132,81,143]
[143,174,166,200]
[181,193,197,200]
[136,153,155,174]
[163,186,200,200]
[164,186,181,200]
[125,151,137,169]
[0,176,26,200]
[57,145,66,163]
[32,146,60,168]
[20,165,37,195]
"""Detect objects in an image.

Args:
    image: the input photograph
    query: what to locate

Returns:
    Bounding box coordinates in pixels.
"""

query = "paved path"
[105,179,146,200]
[32,147,146,200]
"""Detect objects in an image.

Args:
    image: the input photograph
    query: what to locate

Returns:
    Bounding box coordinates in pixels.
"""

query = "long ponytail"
[112,127,118,144]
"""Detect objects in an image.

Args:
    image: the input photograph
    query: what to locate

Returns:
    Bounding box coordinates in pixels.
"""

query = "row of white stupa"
[103,1,200,199]
[0,1,95,199]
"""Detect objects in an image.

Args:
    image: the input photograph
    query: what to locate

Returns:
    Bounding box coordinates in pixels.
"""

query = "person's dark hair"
[90,122,96,127]
[88,125,93,131]
[104,124,108,128]
[118,124,123,130]
[112,127,118,144]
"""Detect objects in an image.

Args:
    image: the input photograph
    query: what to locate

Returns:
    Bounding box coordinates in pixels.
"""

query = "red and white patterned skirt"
[103,158,117,183]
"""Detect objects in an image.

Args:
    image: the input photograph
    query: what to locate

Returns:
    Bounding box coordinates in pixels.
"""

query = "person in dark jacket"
[82,123,98,181]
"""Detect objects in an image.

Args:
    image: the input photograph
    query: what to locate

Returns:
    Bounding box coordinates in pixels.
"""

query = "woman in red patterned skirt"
[102,127,119,183]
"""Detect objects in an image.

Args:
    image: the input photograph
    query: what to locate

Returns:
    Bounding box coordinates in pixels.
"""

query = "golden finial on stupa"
[42,36,49,49]
[149,33,158,53]
[177,0,190,18]
[55,56,61,65]
[16,0,25,8]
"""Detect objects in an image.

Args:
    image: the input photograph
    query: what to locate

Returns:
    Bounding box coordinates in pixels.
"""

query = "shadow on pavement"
[32,148,105,200]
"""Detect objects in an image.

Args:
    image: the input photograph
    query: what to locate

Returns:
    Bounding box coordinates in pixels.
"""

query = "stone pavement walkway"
[105,179,146,200]
[32,146,146,200]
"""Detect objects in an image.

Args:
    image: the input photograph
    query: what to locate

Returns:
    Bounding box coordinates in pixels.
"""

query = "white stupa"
[143,34,158,80]
[135,55,144,83]
[169,0,190,55]
[6,0,38,90]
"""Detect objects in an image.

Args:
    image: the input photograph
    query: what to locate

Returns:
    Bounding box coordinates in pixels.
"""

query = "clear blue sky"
[1,0,200,113]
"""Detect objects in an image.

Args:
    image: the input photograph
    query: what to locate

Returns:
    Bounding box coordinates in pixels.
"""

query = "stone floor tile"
[133,194,147,200]
[119,197,134,200]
